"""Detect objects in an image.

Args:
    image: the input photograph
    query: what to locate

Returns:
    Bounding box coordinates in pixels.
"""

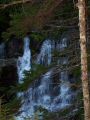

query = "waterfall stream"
[17,36,31,84]
[16,37,75,120]
[36,39,52,65]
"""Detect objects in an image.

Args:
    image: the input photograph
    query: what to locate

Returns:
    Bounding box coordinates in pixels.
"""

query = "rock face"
[0,36,20,102]
[0,65,18,102]
[6,35,23,58]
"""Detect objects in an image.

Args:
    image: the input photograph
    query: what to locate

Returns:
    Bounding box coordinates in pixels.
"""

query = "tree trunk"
[78,0,90,120]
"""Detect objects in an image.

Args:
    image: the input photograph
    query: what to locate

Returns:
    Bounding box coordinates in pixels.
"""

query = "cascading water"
[16,38,74,120]
[17,36,31,84]
[36,39,52,65]
[16,36,31,120]
[16,39,52,119]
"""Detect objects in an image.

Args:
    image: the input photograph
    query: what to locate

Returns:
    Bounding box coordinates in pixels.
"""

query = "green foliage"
[72,67,81,78]
[17,64,49,91]
[2,3,41,39]
[0,0,14,4]
[3,98,20,114]
[0,92,21,119]
[74,91,84,120]
[31,32,45,43]
[54,0,78,19]
[52,50,60,57]
[0,98,18,120]
[46,28,67,40]
[1,0,78,40]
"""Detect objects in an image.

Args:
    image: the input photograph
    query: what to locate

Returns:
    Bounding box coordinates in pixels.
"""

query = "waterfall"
[35,71,52,108]
[36,39,52,65]
[17,36,31,84]
[57,38,71,108]
[16,37,74,120]
[16,36,31,120]
[56,38,67,51]
[52,71,70,109]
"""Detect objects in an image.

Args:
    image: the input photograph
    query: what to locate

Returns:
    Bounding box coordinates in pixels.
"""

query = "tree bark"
[78,0,90,120]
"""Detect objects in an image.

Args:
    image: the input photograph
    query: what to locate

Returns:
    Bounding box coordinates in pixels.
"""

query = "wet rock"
[6,35,23,58]
[68,73,75,83]
[52,85,60,97]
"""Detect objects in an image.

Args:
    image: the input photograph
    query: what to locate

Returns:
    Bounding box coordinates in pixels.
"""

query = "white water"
[17,36,31,83]
[36,39,52,65]
[16,38,73,120]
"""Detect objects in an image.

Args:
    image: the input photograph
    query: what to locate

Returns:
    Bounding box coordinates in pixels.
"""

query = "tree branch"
[0,0,33,9]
